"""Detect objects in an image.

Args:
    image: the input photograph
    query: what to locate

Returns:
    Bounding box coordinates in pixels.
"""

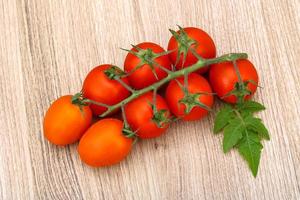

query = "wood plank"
[0,0,299,199]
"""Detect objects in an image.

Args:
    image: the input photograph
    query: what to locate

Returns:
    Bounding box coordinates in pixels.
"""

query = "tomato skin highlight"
[125,92,171,139]
[166,73,214,121]
[167,27,216,74]
[43,95,92,146]
[78,118,132,167]
[124,42,172,89]
[82,64,131,116]
[209,59,259,104]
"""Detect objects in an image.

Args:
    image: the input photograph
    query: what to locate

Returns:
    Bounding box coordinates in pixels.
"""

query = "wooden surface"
[0,0,299,199]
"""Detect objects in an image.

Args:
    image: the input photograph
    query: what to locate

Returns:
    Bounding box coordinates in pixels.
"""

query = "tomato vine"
[71,26,269,177]
[94,52,248,117]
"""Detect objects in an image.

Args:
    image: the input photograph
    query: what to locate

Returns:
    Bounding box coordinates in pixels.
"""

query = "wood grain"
[0,0,299,199]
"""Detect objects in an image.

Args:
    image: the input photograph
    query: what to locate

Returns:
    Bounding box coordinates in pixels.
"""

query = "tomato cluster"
[43,27,259,167]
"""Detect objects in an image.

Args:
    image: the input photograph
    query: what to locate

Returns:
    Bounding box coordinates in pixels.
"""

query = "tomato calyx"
[221,81,254,104]
[103,65,135,93]
[71,92,89,112]
[179,93,212,114]
[72,92,111,115]
[122,126,136,138]
[151,108,171,128]
[169,26,198,66]
[121,105,138,141]
[137,47,156,61]
[122,125,138,144]
[122,45,173,79]
[104,65,126,80]
[146,95,171,128]
[71,92,86,105]
[175,73,213,115]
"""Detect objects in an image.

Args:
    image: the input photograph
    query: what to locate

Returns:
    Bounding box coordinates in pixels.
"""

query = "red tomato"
[165,73,214,121]
[168,27,216,74]
[125,92,171,139]
[209,59,259,103]
[78,118,132,167]
[82,65,131,116]
[124,42,172,89]
[43,95,92,146]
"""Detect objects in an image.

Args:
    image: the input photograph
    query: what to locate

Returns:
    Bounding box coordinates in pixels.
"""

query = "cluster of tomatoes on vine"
[43,26,259,168]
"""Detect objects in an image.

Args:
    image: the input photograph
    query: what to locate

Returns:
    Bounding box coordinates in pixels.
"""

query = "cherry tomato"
[82,64,131,116]
[125,92,171,139]
[209,59,259,103]
[165,73,214,121]
[43,95,92,146]
[167,27,216,74]
[124,42,172,89]
[78,118,132,167]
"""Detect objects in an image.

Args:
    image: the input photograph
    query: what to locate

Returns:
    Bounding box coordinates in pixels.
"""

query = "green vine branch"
[98,53,248,117]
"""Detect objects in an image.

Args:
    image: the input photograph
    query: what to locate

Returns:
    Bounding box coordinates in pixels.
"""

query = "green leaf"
[214,105,235,134]
[240,110,251,118]
[238,100,265,113]
[223,118,245,152]
[245,116,270,140]
[238,131,263,177]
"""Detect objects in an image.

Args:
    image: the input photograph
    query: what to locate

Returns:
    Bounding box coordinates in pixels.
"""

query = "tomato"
[125,92,171,139]
[209,59,259,103]
[124,42,172,89]
[82,64,131,116]
[43,95,92,146]
[167,27,216,74]
[78,118,132,167]
[165,73,214,121]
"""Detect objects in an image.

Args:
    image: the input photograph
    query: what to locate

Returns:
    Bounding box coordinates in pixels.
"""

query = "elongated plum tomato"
[167,27,216,74]
[125,92,171,139]
[209,59,259,104]
[78,118,132,167]
[124,42,172,89]
[166,73,214,121]
[82,65,131,116]
[43,95,92,146]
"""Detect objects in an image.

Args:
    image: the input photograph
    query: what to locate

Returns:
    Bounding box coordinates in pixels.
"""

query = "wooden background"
[0,0,299,199]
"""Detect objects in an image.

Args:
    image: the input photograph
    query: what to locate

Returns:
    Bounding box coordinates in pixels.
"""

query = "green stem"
[115,76,135,93]
[84,99,110,107]
[233,60,243,84]
[232,59,245,104]
[99,53,248,117]
[152,88,158,113]
[183,71,189,94]
[121,105,129,128]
